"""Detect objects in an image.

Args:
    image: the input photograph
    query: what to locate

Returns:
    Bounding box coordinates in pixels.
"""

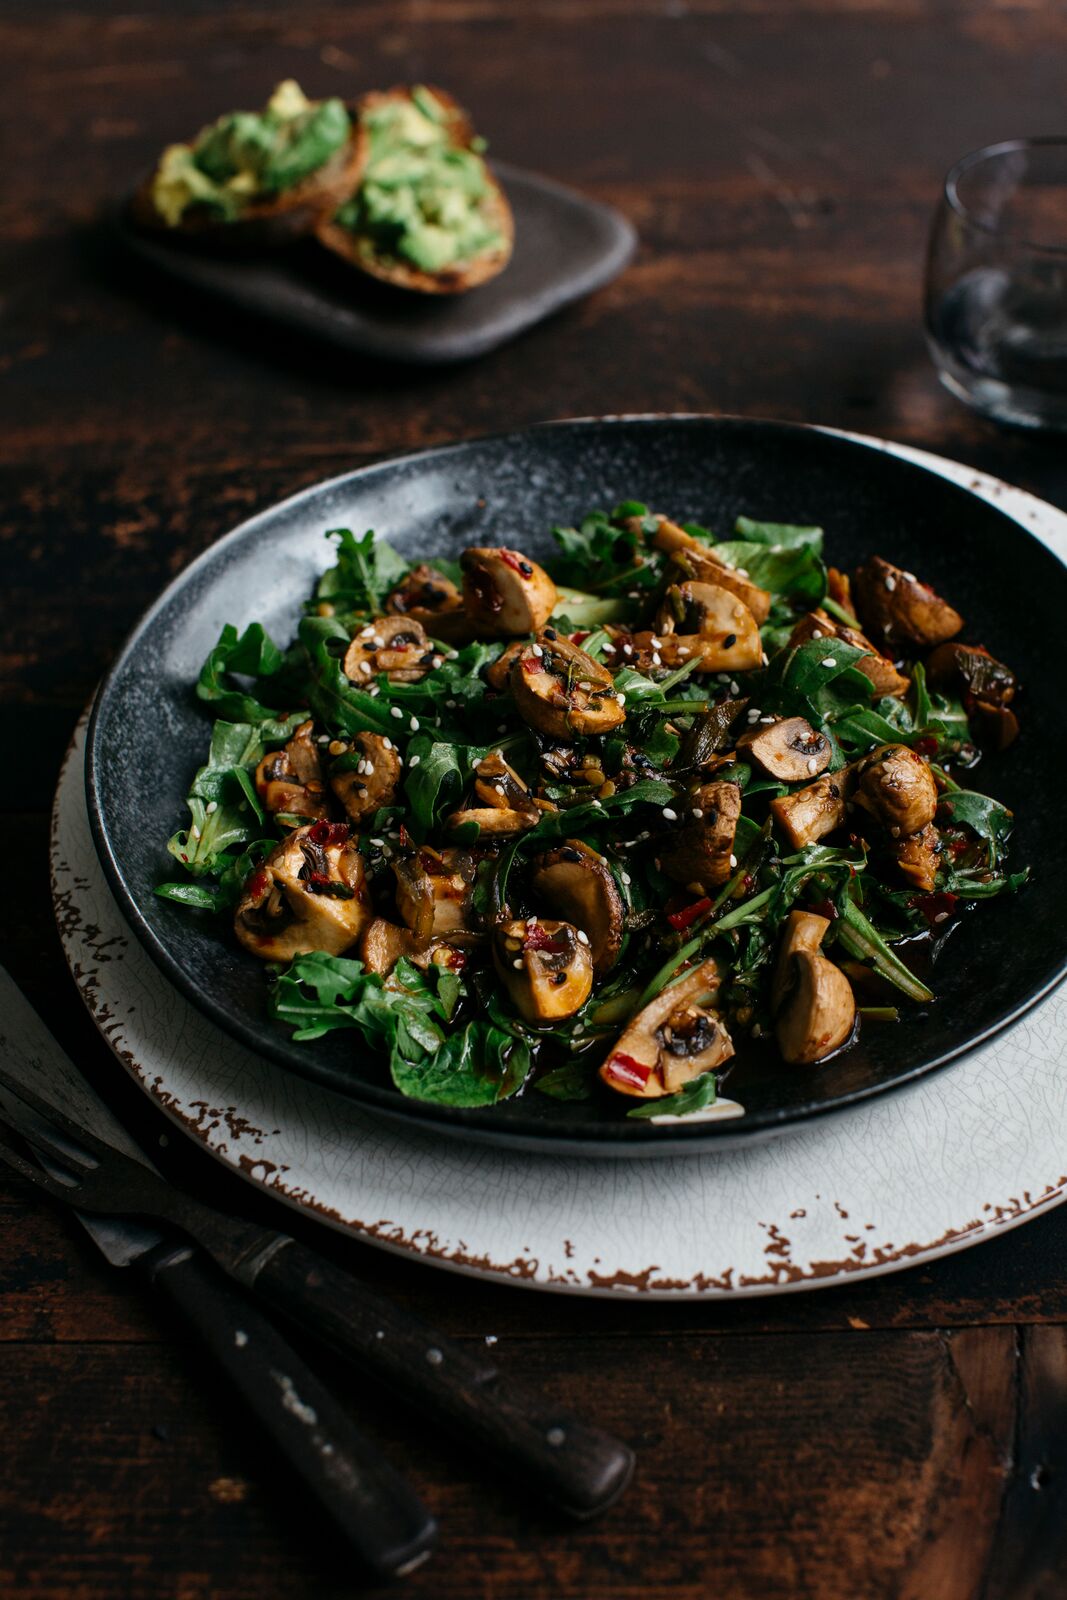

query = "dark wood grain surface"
[3,4,1067,1596]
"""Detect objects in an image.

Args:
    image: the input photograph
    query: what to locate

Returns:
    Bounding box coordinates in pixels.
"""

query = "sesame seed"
[729,854,737,867]
[578,680,592,691]
[933,911,949,924]
[409,755,421,768]
[358,661,371,675]
[622,642,633,656]
[615,692,626,705]
[370,837,384,847]
[747,708,762,722]
[677,646,691,657]
[890,826,901,838]
[663,806,678,820]
[409,716,420,731]
[191,827,201,840]
[650,636,662,648]
[494,784,506,795]
[651,653,662,666]
[531,643,543,657]
[807,757,819,774]
[317,735,330,746]
[513,958,524,969]
[620,871,632,885]
[761,652,769,665]
[821,657,837,668]
[760,715,775,724]
[390,706,403,719]
[902,571,916,582]
[205,801,218,814]
[368,685,380,697]
[884,575,897,592]
[811,629,823,640]
[445,698,457,708]
[692,807,704,818]
[382,737,392,749]
[576,929,590,945]
[730,681,740,694]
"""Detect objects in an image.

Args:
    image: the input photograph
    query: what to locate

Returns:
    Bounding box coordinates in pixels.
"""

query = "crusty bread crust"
[314,87,514,294]
[129,111,369,251]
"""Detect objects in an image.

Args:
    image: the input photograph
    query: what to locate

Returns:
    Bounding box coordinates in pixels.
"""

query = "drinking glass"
[925,137,1067,429]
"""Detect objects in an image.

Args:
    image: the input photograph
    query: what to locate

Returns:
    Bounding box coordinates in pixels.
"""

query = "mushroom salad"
[158,504,1027,1119]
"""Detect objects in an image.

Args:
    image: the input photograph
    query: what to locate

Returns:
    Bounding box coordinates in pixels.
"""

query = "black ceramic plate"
[87,417,1067,1154]
[118,165,636,365]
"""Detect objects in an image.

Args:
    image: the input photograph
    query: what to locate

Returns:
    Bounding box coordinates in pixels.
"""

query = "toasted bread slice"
[130,105,368,251]
[316,87,513,294]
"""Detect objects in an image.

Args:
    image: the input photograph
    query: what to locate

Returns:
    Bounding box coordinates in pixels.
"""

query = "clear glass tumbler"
[925,137,1067,429]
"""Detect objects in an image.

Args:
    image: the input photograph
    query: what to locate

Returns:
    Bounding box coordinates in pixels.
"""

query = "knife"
[0,969,437,1580]
[0,968,635,1519]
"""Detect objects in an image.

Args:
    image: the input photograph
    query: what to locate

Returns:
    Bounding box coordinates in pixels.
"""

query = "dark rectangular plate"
[117,164,636,365]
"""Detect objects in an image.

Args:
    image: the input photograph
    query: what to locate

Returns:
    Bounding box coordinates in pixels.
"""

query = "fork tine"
[0,1129,81,1201]
[0,1059,119,1165]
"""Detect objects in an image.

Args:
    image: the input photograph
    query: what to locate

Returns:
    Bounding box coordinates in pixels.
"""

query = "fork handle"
[249,1239,635,1520]
[142,1242,437,1580]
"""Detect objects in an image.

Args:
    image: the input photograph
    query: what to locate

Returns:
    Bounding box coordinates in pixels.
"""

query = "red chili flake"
[247,868,270,899]
[397,823,413,850]
[667,897,712,931]
[444,948,467,970]
[914,736,938,757]
[569,631,591,646]
[742,874,755,891]
[499,549,533,576]
[520,655,543,674]
[308,820,349,846]
[908,891,959,927]
[604,1053,652,1089]
[809,898,838,922]
[524,923,567,954]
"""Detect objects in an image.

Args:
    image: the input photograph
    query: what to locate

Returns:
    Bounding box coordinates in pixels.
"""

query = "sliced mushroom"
[360,916,417,976]
[737,716,831,783]
[788,609,909,699]
[510,632,625,740]
[893,822,941,892]
[660,781,742,890]
[234,821,369,962]
[445,806,539,837]
[770,769,853,849]
[493,918,593,1022]
[853,556,963,652]
[329,732,402,822]
[599,958,734,1099]
[771,910,833,1015]
[775,949,856,1065]
[651,582,763,673]
[254,720,332,820]
[460,547,557,636]
[472,751,540,816]
[485,639,529,691]
[646,516,772,624]
[343,616,440,685]
[531,840,625,977]
[926,641,1019,749]
[386,563,471,643]
[394,847,476,943]
[853,743,938,838]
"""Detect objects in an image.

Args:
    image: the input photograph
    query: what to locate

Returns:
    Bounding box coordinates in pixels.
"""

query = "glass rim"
[945,135,1067,257]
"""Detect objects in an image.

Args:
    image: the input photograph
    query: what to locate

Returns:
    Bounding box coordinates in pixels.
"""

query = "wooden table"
[3,3,1066,1595]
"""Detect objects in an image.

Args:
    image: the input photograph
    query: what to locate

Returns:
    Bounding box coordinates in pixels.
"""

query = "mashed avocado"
[151,81,350,227]
[334,86,504,273]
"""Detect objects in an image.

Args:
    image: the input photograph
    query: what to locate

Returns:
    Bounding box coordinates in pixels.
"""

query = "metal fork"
[0,1059,634,1521]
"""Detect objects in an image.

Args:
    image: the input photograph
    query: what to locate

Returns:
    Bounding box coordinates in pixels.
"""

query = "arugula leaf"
[165,715,304,877]
[938,790,1014,866]
[403,734,479,837]
[297,615,397,736]
[393,1021,530,1106]
[522,778,676,845]
[550,507,662,594]
[314,528,409,616]
[733,516,824,554]
[627,1070,718,1118]
[534,1059,598,1101]
[712,540,826,607]
[196,623,293,722]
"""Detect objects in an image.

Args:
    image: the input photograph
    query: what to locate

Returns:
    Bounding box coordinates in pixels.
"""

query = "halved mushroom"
[473,751,540,816]
[853,557,963,652]
[234,821,369,961]
[485,639,528,691]
[770,769,853,849]
[360,916,417,976]
[660,780,742,890]
[599,958,734,1099]
[393,847,477,943]
[531,840,625,977]
[510,632,625,740]
[926,641,1019,750]
[893,822,941,892]
[737,716,831,783]
[775,948,856,1065]
[343,616,440,685]
[460,547,557,637]
[651,582,763,674]
[771,910,833,1015]
[254,720,332,820]
[853,743,938,839]
[493,918,593,1022]
[445,806,539,838]
[646,516,772,625]
[788,609,910,699]
[386,563,471,644]
[329,731,402,822]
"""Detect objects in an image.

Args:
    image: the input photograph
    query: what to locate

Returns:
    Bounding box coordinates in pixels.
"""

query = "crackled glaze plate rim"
[52,430,1067,1298]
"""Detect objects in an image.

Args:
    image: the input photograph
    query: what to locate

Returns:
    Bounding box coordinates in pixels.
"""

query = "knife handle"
[248,1239,635,1520]
[141,1242,437,1580]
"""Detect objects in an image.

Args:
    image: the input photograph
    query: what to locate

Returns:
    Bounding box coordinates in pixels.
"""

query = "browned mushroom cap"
[510,634,625,740]
[460,547,557,636]
[652,582,763,673]
[493,918,593,1022]
[893,822,941,892]
[660,781,742,891]
[393,846,476,943]
[853,557,963,652]
[771,910,832,1015]
[484,639,528,690]
[234,821,369,962]
[444,805,539,838]
[254,720,332,820]
[329,732,402,823]
[531,840,625,977]
[926,642,1019,749]
[775,949,856,1065]
[645,517,772,625]
[360,917,417,976]
[343,616,441,686]
[599,958,734,1099]
[737,716,832,783]
[472,751,540,815]
[788,609,910,699]
[770,769,853,849]
[386,563,471,644]
[853,743,938,838]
